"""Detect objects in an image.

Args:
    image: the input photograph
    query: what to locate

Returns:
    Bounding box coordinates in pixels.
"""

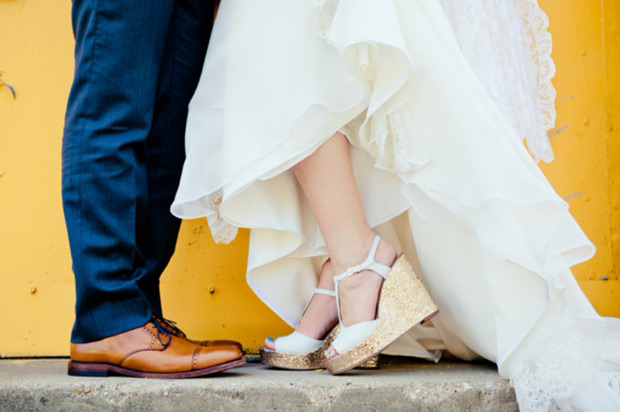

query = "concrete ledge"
[0,357,517,411]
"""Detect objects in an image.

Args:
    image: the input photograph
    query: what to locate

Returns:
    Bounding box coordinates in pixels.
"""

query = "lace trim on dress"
[199,189,238,244]
[517,0,557,162]
[509,320,592,411]
[508,318,620,412]
[445,0,557,163]
[308,0,339,39]
[386,113,415,173]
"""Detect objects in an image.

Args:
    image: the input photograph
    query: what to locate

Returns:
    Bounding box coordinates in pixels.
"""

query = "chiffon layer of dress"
[171,1,620,410]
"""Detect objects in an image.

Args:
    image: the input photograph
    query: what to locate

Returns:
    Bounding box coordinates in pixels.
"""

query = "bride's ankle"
[330,234,397,274]
[330,235,397,327]
[316,259,336,291]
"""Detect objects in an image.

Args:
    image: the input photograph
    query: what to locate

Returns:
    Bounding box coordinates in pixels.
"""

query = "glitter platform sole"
[259,325,380,370]
[259,326,339,370]
[325,254,439,375]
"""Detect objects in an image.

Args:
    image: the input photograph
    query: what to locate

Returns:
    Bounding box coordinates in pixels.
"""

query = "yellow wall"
[537,0,620,314]
[0,0,618,357]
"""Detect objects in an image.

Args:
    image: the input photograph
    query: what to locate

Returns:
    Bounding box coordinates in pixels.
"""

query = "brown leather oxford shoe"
[68,321,245,378]
[153,316,244,351]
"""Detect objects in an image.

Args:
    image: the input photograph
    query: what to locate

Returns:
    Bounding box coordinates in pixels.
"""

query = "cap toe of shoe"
[194,346,243,370]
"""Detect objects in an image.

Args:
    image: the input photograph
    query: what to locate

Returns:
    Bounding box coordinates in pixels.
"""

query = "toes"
[324,345,338,360]
[264,337,275,350]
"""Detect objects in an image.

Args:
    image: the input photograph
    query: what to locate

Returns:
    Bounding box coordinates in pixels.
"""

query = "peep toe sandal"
[260,288,339,370]
[259,288,381,370]
[324,235,439,375]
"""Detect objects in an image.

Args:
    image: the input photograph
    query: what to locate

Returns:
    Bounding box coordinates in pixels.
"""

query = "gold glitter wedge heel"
[357,354,381,369]
[325,236,439,375]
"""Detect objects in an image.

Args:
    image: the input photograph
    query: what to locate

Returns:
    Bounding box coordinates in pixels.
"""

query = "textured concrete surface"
[0,357,517,411]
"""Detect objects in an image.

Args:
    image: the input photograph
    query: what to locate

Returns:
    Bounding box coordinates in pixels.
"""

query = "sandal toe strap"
[275,332,324,354]
[315,288,336,297]
[331,320,379,355]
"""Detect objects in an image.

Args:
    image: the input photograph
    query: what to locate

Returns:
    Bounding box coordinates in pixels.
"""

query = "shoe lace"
[151,317,173,349]
[152,316,187,338]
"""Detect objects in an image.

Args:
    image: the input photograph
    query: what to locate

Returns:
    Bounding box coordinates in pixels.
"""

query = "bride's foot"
[325,233,397,359]
[263,260,339,350]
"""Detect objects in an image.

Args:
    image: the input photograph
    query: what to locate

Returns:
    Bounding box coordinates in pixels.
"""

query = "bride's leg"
[263,132,397,354]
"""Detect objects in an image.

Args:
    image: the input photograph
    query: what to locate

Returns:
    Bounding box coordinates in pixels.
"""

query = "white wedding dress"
[171,1,620,410]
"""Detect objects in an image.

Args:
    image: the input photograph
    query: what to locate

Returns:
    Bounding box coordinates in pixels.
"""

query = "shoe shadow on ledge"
[251,354,500,378]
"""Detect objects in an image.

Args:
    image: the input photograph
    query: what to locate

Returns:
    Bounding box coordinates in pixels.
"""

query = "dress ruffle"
[172,1,619,410]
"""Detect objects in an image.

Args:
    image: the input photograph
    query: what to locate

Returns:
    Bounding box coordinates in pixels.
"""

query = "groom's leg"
[136,0,217,316]
[62,0,176,343]
[62,1,245,376]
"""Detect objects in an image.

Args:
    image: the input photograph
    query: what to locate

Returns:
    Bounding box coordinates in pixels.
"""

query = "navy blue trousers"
[62,0,216,343]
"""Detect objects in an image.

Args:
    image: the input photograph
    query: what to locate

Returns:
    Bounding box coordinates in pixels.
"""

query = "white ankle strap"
[315,288,336,297]
[333,236,391,283]
[333,235,392,324]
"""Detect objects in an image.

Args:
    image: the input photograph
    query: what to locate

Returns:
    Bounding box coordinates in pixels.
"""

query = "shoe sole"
[325,255,439,375]
[67,358,246,379]
[259,326,340,370]
[259,326,381,371]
